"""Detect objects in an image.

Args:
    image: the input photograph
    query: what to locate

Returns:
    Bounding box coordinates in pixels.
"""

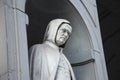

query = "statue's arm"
[29,45,42,80]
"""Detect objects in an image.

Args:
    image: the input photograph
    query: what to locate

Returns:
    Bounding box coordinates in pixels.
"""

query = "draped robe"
[30,42,76,80]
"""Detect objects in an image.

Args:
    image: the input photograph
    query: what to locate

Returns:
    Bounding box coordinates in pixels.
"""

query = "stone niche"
[26,0,97,80]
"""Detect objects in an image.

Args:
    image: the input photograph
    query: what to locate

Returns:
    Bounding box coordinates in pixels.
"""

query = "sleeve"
[29,45,42,80]
[29,44,50,80]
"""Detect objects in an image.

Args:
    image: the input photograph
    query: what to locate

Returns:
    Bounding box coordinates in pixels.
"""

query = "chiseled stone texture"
[0,1,8,80]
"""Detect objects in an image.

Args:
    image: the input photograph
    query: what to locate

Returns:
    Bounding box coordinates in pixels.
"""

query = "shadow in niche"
[26,0,93,79]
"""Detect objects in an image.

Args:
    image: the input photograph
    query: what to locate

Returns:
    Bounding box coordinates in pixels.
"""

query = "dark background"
[25,0,120,80]
[97,0,120,80]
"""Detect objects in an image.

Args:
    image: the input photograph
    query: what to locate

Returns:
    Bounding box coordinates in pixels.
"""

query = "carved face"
[55,24,72,46]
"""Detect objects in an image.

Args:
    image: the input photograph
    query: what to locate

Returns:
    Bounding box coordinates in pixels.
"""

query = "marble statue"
[30,19,76,80]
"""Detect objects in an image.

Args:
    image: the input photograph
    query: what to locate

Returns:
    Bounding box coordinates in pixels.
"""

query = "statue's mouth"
[60,36,67,39]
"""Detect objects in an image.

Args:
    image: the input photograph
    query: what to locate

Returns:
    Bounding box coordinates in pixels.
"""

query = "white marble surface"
[0,0,29,80]
[0,3,8,80]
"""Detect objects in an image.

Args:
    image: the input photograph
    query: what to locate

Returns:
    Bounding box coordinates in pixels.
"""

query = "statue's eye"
[67,32,71,36]
[62,29,66,33]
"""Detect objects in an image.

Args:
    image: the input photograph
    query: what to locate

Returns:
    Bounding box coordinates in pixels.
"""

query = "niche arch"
[26,0,97,80]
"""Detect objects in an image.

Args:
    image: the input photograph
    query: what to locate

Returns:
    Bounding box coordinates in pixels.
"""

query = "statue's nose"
[63,32,69,37]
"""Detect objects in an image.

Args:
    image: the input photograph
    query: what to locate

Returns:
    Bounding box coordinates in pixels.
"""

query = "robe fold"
[30,43,76,80]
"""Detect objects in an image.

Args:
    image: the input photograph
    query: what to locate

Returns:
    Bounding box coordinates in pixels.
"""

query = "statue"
[30,19,76,80]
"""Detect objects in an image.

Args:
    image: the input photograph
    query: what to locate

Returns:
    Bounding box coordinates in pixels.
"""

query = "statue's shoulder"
[30,44,46,50]
[32,44,43,47]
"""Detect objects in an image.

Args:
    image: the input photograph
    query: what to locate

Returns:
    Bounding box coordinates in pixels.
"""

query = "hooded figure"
[30,19,76,80]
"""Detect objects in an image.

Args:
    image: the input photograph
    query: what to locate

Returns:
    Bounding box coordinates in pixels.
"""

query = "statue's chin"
[56,40,65,46]
[56,37,67,46]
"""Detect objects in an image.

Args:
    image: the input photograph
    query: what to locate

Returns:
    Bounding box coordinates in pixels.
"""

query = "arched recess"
[26,0,108,80]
